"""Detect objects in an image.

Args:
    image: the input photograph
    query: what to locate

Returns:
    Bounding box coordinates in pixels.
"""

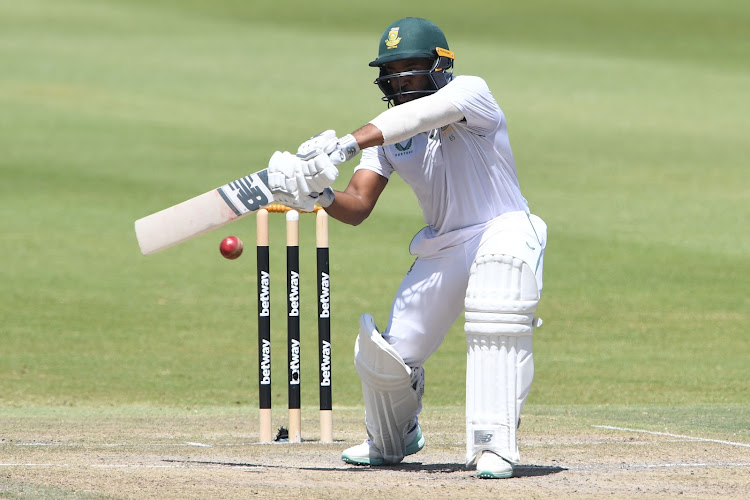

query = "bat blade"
[135,169,273,255]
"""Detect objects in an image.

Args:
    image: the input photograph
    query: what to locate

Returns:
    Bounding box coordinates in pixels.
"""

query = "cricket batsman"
[267,17,547,479]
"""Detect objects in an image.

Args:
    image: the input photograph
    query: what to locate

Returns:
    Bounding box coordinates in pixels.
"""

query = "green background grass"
[1,0,748,436]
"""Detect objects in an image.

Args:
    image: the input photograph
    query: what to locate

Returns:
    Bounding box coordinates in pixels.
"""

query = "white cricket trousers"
[382,211,547,367]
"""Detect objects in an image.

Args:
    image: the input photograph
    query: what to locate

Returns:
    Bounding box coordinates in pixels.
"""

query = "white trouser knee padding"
[465,254,540,466]
[354,313,419,464]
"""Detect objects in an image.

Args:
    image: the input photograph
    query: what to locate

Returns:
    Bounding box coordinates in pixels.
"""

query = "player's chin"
[394,94,418,105]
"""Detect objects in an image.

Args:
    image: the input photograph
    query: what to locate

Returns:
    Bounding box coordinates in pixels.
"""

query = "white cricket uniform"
[355,75,547,367]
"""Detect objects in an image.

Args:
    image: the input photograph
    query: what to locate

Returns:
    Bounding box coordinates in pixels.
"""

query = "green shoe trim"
[477,469,513,479]
[341,452,384,466]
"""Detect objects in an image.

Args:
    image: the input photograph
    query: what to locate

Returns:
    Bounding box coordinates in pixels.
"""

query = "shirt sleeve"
[436,76,502,136]
[354,145,394,179]
[368,92,464,145]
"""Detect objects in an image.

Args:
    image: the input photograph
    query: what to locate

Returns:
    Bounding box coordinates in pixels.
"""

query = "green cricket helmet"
[369,17,455,106]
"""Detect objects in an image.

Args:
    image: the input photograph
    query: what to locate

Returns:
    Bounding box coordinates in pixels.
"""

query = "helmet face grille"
[374,54,454,107]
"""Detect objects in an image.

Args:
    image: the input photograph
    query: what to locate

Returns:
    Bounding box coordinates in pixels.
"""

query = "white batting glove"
[297,130,361,164]
[299,153,339,195]
[267,151,298,195]
[310,187,335,208]
[297,130,339,161]
[273,191,316,213]
[267,151,338,208]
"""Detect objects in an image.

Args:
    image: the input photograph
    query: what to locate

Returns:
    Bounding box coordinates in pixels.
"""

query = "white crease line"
[0,464,65,467]
[9,441,326,448]
[0,463,257,470]
[0,464,193,469]
[593,425,750,448]
[637,462,750,469]
[93,464,186,469]
[567,462,750,471]
[10,442,251,448]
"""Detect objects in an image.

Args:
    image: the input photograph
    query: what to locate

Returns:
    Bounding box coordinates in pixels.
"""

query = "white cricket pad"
[465,254,540,466]
[354,313,419,464]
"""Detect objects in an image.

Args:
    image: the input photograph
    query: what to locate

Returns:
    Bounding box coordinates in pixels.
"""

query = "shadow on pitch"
[163,459,565,476]
[398,463,566,477]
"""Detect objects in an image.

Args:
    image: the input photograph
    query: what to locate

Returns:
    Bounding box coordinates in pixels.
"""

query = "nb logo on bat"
[219,171,272,216]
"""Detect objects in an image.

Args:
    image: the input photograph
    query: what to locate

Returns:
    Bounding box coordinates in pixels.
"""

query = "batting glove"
[267,151,337,209]
[297,130,361,164]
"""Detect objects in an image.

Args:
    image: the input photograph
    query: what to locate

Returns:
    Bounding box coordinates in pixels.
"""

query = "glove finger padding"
[297,130,338,161]
[305,155,339,194]
[295,170,311,196]
[268,151,299,195]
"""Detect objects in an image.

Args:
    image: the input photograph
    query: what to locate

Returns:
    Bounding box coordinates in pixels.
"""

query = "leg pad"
[355,314,419,464]
[465,254,540,466]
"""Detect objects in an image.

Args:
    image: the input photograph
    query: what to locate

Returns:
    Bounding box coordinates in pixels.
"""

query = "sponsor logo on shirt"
[394,138,413,156]
[395,138,412,151]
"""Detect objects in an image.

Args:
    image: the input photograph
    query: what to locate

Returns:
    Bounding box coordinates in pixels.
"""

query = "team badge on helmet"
[385,27,401,49]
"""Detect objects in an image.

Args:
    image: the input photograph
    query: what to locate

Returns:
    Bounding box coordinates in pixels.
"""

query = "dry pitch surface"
[1,408,748,499]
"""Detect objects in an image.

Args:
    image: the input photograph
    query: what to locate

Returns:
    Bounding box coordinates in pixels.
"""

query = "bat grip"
[297,134,358,166]
[328,150,345,166]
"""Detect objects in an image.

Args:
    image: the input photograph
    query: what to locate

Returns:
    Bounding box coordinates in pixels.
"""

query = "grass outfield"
[1,0,748,461]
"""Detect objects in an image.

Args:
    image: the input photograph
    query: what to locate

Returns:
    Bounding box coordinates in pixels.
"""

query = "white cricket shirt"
[356,75,529,236]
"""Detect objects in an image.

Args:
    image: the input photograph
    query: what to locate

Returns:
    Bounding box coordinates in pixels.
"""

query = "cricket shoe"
[475,451,514,479]
[341,423,424,465]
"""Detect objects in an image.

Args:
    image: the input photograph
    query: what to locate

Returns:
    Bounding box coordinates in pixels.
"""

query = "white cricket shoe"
[475,451,514,479]
[341,424,424,465]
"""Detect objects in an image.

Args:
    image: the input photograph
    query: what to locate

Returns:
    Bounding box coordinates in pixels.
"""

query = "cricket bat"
[135,169,274,255]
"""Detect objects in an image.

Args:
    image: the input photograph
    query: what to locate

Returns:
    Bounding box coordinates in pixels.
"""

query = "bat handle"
[295,150,343,165]
[328,150,345,166]
[297,134,358,166]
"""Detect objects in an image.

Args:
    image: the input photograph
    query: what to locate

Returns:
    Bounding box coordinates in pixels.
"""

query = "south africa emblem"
[385,27,401,49]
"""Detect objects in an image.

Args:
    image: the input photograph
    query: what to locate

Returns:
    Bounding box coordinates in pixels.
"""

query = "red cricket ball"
[219,236,243,260]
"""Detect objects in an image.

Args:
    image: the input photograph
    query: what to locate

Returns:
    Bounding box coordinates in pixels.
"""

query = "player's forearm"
[352,123,385,149]
[321,169,388,226]
[323,190,376,226]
